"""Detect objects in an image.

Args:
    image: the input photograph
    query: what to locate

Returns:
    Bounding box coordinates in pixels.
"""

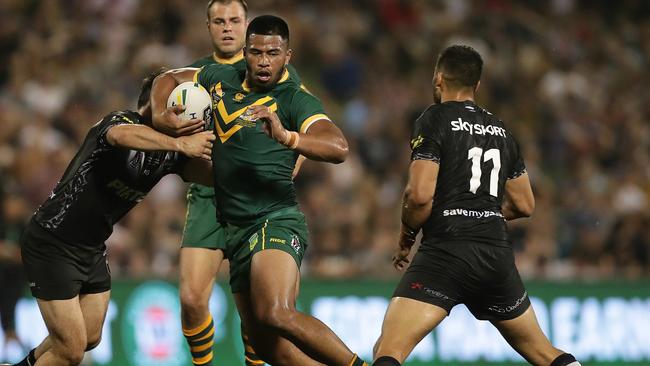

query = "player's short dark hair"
[137,68,167,109]
[246,15,290,44]
[206,0,248,20]
[435,45,483,88]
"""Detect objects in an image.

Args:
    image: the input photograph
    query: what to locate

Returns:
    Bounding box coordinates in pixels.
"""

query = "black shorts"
[21,222,111,301]
[393,241,530,321]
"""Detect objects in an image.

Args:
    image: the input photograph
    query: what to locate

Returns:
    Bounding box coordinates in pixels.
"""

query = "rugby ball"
[166,81,212,122]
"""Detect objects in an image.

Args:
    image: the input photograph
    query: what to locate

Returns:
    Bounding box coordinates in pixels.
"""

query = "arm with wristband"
[393,159,440,270]
[247,90,348,164]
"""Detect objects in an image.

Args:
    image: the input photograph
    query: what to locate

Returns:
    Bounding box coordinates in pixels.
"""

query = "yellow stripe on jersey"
[300,113,331,134]
[217,96,274,124]
[192,67,203,84]
[300,84,312,94]
[215,103,277,143]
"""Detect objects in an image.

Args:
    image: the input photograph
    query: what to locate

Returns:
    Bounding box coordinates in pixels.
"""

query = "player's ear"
[434,72,443,89]
[474,80,481,94]
[284,48,292,65]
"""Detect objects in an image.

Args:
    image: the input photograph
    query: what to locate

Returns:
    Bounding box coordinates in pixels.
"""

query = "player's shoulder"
[415,103,449,127]
[198,63,241,85]
[280,79,315,100]
[96,110,142,128]
[201,62,238,74]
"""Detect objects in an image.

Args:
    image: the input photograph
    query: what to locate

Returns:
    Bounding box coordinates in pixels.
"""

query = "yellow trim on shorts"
[261,220,268,250]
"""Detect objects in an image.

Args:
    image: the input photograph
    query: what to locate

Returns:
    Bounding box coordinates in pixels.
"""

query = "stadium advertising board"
[1,280,649,365]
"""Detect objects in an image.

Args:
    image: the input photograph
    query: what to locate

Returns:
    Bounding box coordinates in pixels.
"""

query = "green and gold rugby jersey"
[195,64,329,223]
[186,52,302,200]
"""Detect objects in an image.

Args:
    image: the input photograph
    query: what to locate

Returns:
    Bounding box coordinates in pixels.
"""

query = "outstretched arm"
[150,68,204,137]
[106,124,214,160]
[248,106,348,164]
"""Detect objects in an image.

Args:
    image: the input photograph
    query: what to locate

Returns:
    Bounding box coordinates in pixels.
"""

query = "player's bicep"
[170,68,200,84]
[97,116,134,148]
[405,160,439,206]
[504,172,534,216]
[303,119,342,138]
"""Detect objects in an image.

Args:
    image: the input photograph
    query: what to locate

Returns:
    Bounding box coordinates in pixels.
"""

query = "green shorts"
[225,206,308,293]
[181,184,226,250]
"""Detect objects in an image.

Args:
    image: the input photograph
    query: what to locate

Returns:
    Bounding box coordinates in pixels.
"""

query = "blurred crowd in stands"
[1,0,649,282]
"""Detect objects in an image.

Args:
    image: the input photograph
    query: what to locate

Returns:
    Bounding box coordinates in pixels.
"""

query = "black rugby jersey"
[33,110,187,247]
[411,101,526,247]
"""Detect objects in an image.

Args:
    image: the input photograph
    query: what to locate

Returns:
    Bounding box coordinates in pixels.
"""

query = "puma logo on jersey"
[451,117,506,137]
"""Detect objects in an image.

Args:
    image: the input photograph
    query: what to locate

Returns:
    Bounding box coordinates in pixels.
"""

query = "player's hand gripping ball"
[167,82,213,123]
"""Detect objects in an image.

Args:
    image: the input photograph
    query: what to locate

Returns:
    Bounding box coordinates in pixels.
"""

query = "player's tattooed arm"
[394,160,439,270]
[181,158,214,186]
[151,68,204,137]
[248,106,348,164]
[502,172,535,220]
[106,124,215,160]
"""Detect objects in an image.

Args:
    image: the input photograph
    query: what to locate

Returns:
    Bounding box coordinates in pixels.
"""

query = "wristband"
[283,131,300,150]
[401,222,418,239]
[289,132,300,150]
[282,131,292,145]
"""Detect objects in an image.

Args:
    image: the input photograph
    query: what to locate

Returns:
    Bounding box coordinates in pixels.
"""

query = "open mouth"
[256,70,272,82]
[221,36,234,42]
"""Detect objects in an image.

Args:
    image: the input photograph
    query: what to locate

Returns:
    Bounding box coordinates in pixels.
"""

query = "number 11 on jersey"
[467,147,501,197]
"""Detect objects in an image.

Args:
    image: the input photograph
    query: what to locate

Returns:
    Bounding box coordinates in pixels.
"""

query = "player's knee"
[52,339,86,365]
[179,287,208,313]
[254,304,295,331]
[86,335,102,351]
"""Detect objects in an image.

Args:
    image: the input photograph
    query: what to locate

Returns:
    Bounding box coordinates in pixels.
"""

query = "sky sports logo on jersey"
[450,117,506,137]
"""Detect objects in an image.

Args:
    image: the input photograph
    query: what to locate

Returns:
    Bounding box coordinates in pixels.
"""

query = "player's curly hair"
[206,0,248,19]
[436,45,483,88]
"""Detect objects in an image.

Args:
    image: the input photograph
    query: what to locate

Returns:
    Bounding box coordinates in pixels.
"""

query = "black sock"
[241,325,264,366]
[14,348,36,366]
[550,353,580,366]
[372,356,401,366]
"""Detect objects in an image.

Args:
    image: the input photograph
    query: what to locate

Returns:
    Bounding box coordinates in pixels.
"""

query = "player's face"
[245,34,292,90]
[207,2,247,57]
